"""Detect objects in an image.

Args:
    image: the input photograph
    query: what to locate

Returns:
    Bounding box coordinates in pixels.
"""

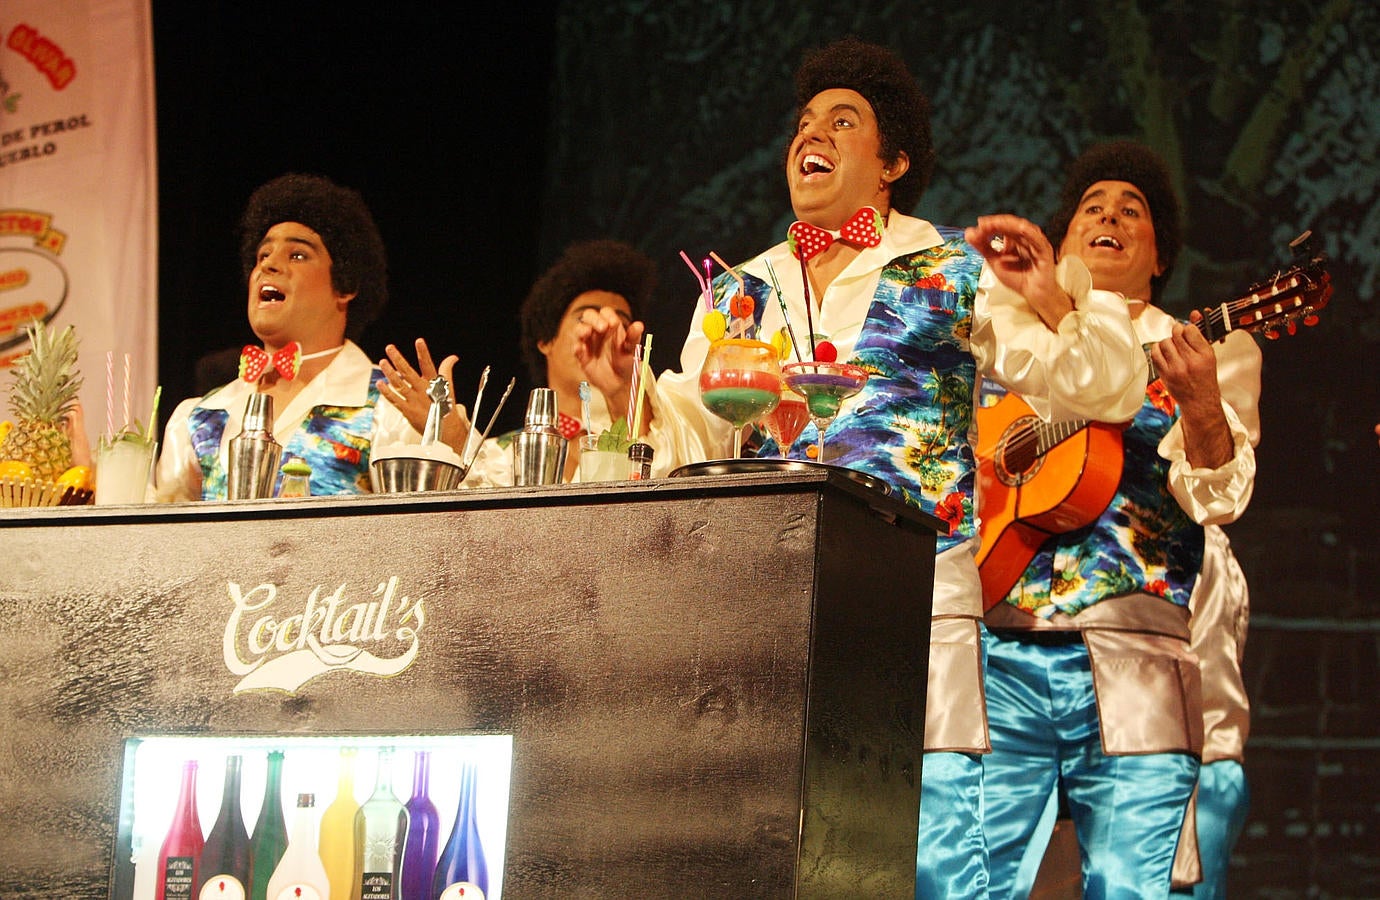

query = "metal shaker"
[512,387,568,486]
[227,392,283,499]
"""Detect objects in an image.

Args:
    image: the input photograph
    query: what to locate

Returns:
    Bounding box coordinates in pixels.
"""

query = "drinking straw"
[798,254,819,361]
[679,251,713,312]
[578,381,593,436]
[122,353,131,431]
[709,252,745,297]
[630,333,653,440]
[146,386,162,446]
[763,259,802,364]
[105,351,115,438]
[626,342,643,431]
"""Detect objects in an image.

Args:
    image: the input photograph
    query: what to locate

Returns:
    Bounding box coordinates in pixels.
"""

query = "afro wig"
[793,37,935,213]
[1046,140,1182,302]
[519,239,657,385]
[239,173,388,341]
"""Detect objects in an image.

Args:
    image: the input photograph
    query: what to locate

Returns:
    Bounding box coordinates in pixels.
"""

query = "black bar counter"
[0,468,940,898]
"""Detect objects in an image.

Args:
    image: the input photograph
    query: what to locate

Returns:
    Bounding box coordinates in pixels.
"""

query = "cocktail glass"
[94,438,157,505]
[758,387,809,458]
[781,361,869,461]
[698,338,782,459]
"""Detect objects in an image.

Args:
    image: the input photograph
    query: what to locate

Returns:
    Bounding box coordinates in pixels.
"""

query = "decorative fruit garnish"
[771,327,793,362]
[55,464,93,491]
[0,459,34,481]
[813,341,838,363]
[701,309,727,342]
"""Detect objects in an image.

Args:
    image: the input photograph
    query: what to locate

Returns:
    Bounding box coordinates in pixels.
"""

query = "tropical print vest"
[186,374,382,500]
[715,227,985,553]
[992,357,1206,618]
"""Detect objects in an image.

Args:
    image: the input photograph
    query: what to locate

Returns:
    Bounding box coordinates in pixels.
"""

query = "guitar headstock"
[1197,230,1334,342]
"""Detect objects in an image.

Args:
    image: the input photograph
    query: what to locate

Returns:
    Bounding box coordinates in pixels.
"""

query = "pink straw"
[679,251,713,311]
[105,351,115,438]
[122,353,131,430]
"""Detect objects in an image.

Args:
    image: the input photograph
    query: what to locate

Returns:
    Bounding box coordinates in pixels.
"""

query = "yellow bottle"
[317,747,359,900]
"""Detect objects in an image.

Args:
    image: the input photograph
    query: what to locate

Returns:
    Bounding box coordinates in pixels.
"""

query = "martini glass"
[781,361,869,461]
[698,338,782,459]
[758,387,809,458]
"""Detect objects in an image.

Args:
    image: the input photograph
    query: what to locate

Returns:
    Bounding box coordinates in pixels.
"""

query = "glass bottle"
[352,747,409,900]
[247,751,288,900]
[318,748,360,900]
[197,755,251,899]
[430,762,488,900]
[265,793,330,900]
[277,459,312,498]
[399,750,440,900]
[156,759,205,900]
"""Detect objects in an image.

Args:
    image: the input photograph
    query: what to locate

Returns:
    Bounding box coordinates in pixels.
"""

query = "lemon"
[0,459,34,481]
[56,465,93,491]
[701,310,727,342]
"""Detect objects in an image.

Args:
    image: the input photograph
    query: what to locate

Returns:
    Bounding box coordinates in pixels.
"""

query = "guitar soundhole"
[995,419,1042,486]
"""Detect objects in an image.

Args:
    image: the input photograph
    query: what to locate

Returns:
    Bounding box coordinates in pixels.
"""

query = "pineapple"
[0,321,82,482]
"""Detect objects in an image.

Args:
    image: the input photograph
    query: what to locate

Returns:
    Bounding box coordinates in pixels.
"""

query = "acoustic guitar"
[975,234,1333,610]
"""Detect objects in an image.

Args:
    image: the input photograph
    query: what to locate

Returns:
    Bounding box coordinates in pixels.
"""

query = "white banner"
[0,0,157,450]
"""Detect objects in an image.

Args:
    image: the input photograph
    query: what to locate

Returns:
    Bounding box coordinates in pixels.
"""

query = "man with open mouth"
[155,173,466,501]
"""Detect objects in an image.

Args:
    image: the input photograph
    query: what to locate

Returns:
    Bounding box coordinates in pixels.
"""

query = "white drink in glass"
[94,439,155,505]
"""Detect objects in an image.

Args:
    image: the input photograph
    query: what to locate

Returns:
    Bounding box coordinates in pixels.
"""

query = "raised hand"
[966,213,1073,329]
[378,338,468,452]
[574,306,647,424]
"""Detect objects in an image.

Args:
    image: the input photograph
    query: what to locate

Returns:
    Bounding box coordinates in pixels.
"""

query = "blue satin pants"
[916,750,989,899]
[983,632,1198,899]
[1170,760,1250,899]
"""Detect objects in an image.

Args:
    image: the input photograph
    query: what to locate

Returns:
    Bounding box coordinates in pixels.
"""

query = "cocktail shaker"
[227,392,283,499]
[512,387,567,486]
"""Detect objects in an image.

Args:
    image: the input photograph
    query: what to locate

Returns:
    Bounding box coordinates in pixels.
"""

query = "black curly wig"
[239,173,388,341]
[1045,140,1182,303]
[792,36,935,213]
[519,239,657,385]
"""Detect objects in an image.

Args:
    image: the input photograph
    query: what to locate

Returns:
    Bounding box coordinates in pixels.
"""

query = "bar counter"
[0,468,940,898]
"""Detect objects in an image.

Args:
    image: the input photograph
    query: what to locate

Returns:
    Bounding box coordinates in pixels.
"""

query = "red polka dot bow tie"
[238,342,302,383]
[787,207,885,261]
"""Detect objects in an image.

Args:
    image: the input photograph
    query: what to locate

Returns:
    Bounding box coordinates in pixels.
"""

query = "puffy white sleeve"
[1159,329,1261,525]
[970,256,1149,423]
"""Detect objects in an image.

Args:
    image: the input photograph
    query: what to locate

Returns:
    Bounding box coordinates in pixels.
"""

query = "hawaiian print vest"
[715,227,985,553]
[992,352,1206,618]
[186,373,383,500]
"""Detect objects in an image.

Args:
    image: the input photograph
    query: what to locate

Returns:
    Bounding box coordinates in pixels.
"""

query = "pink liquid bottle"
[156,759,205,900]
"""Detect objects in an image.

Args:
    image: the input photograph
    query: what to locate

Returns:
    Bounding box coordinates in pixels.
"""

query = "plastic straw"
[105,351,114,438]
[626,342,643,431]
[578,381,593,436]
[798,254,818,361]
[121,353,130,430]
[709,252,745,296]
[679,251,713,312]
[763,259,802,363]
[630,333,653,440]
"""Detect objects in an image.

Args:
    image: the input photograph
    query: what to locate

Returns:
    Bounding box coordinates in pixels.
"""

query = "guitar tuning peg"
[1263,327,1281,341]
[1286,320,1299,336]
[1304,313,1319,327]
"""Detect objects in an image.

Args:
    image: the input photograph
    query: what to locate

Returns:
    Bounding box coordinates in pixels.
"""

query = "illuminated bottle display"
[197,755,251,899]
[353,747,409,900]
[430,763,488,900]
[156,760,205,900]
[318,747,360,900]
[265,793,329,900]
[399,750,440,900]
[247,751,287,900]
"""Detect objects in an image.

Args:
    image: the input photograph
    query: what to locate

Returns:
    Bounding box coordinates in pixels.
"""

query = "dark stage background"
[153,2,1379,895]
